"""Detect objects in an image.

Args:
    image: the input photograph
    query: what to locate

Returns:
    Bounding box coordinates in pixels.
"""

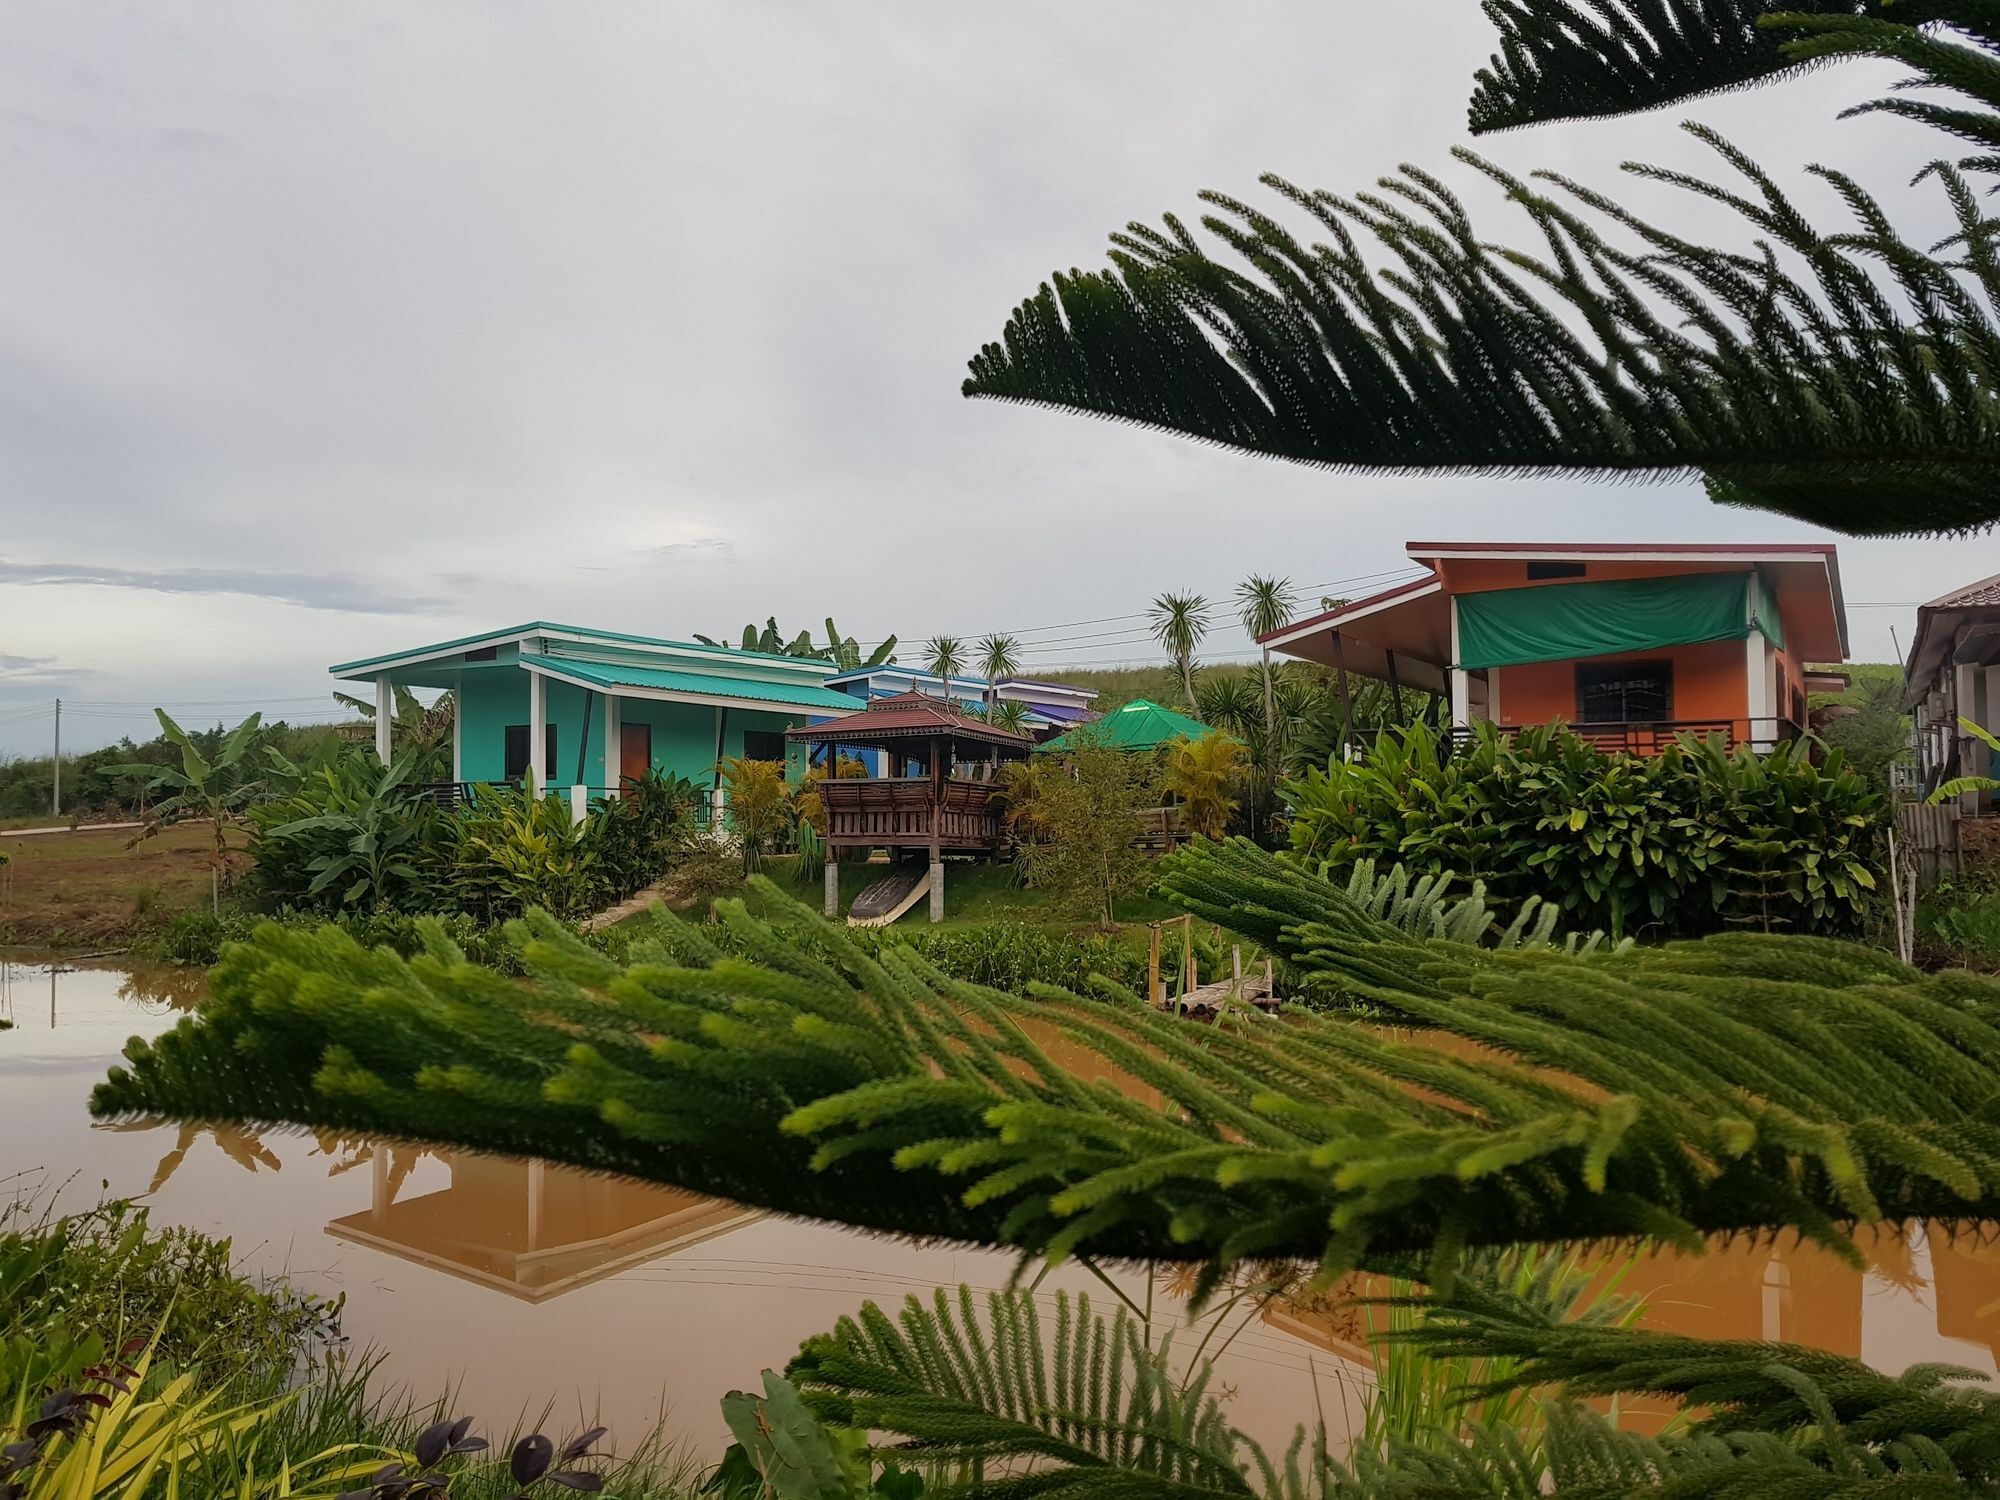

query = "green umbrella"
[1035,698,1212,754]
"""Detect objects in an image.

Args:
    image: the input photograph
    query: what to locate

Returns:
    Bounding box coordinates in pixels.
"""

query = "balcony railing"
[1446,718,1807,757]
[817,777,1005,850]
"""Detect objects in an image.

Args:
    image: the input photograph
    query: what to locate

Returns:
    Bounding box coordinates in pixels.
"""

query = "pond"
[5,955,1999,1459]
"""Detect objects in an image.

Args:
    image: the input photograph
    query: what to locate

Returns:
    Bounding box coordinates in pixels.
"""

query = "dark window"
[1527,561,1588,581]
[464,645,498,662]
[503,724,558,782]
[1576,661,1672,724]
[741,729,788,764]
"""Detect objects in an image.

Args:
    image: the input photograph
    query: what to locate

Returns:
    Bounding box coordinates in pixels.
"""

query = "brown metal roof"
[1922,571,2000,611]
[786,691,1033,750]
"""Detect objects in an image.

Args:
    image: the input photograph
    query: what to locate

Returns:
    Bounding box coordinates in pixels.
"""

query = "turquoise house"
[331,623,861,819]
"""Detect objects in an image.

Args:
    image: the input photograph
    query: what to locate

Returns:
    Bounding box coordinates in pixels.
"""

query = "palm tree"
[1147,593,1209,709]
[1235,575,1295,792]
[1162,730,1248,841]
[976,634,1021,713]
[923,637,965,691]
[987,700,1033,736]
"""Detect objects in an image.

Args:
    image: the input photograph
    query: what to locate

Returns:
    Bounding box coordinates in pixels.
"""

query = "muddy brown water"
[4,956,1998,1459]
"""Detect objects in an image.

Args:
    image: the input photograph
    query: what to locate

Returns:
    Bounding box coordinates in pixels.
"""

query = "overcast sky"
[0,3,1983,755]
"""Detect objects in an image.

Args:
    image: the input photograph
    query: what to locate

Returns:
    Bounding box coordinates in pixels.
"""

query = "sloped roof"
[786,691,1031,748]
[1922,571,2000,611]
[332,622,835,678]
[1036,698,1211,753]
[522,654,860,713]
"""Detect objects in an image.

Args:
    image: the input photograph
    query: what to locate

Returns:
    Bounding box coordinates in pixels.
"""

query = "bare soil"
[0,824,242,948]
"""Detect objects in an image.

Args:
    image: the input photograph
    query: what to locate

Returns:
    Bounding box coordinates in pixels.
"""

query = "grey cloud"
[0,558,452,613]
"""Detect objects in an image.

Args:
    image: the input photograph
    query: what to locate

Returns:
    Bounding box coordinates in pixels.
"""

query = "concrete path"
[0,820,142,839]
[581,876,681,932]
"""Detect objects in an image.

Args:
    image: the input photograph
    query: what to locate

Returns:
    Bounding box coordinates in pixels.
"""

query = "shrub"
[1015,745,1160,928]
[1286,722,1883,939]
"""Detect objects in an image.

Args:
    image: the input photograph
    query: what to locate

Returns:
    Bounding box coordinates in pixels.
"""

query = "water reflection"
[13,954,2000,1454]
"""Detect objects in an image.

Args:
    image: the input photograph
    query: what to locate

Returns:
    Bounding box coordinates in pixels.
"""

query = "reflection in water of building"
[19,955,2000,1446]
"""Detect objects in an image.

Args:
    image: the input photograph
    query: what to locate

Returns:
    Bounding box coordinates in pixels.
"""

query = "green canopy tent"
[1035,698,1211,753]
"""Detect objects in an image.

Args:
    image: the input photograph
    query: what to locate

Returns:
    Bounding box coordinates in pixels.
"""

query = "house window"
[741,729,789,764]
[503,724,558,782]
[1576,661,1672,724]
[1527,561,1587,581]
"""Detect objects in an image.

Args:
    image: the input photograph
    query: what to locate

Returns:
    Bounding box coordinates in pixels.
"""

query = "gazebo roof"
[787,691,1033,750]
[1036,698,1211,753]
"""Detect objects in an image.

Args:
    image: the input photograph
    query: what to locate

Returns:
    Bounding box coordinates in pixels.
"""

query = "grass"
[3,1194,706,1499]
[659,855,1180,933]
[0,822,234,949]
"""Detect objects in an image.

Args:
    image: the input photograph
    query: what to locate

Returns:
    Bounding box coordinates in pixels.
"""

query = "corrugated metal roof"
[787,691,1032,747]
[332,622,833,676]
[520,653,861,712]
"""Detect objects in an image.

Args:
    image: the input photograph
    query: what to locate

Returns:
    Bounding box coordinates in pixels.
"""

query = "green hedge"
[1285,723,1883,939]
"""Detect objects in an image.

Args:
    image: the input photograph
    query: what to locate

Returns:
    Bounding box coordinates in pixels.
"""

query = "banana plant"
[695,618,898,672]
[260,755,435,910]
[1928,717,2000,804]
[105,710,264,867]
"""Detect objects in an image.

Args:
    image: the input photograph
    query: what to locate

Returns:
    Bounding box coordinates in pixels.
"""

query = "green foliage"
[789,1288,1248,1500]
[1287,722,1882,939]
[1813,666,1911,795]
[961,3,2000,533]
[255,753,439,912]
[1333,855,1624,955]
[92,870,2000,1293]
[722,757,794,869]
[1147,593,1210,709]
[452,786,602,922]
[699,616,897,671]
[1930,716,2000,803]
[1016,744,1160,927]
[105,710,267,865]
[0,1198,341,1391]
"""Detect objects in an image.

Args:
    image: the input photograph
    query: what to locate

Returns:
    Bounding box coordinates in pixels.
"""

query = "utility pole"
[51,698,60,819]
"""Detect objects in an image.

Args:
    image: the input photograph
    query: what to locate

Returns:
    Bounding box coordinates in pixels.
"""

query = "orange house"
[1259,542,1849,754]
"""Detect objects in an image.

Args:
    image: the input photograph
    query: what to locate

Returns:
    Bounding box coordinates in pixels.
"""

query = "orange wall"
[1494,639,1749,729]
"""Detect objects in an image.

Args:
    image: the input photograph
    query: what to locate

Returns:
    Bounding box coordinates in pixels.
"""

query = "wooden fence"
[1894,799,1960,892]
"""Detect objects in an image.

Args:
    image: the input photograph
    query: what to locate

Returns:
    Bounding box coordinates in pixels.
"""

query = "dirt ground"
[0,823,241,948]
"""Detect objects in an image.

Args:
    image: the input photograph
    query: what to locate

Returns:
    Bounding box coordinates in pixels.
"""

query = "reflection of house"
[331,623,861,820]
[324,1154,761,1302]
[1904,572,2000,807]
[1261,542,1848,754]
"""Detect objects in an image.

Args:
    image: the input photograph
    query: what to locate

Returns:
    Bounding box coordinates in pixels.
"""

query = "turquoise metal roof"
[520,653,860,713]
[331,622,828,676]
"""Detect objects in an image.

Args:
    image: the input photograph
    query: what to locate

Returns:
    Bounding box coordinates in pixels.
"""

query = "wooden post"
[824,850,840,920]
[1148,924,1162,1007]
[928,734,944,922]
[1182,918,1195,996]
[1331,631,1355,756]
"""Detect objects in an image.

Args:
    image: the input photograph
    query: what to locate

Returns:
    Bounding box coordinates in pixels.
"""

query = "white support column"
[1448,597,1471,730]
[569,783,590,825]
[603,693,621,797]
[374,674,393,765]
[451,672,463,783]
[1745,632,1774,751]
[711,705,726,825]
[1487,666,1502,726]
[528,669,545,798]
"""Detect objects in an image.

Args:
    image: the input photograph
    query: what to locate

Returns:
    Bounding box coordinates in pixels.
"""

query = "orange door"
[620,722,651,786]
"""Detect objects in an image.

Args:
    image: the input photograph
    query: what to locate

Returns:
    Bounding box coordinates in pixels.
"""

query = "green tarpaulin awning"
[1455,572,1784,670]
[1035,698,1211,753]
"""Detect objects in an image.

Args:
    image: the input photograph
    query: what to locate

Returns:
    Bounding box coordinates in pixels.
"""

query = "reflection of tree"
[92,1116,423,1195]
[115,968,209,1012]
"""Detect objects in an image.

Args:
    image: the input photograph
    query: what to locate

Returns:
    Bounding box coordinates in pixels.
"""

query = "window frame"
[1574,659,1674,725]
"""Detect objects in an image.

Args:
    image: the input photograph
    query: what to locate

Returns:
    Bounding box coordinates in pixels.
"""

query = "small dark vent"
[1526,561,1587,581]
[464,645,498,662]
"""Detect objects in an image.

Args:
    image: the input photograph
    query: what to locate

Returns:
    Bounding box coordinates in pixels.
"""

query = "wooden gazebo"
[788,692,1032,922]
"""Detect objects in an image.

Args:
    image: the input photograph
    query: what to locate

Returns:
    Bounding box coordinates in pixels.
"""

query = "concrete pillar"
[929,859,945,923]
[603,693,621,796]
[824,856,840,919]
[1745,633,1774,751]
[569,784,589,825]
[374,674,393,765]
[1447,597,1470,731]
[528,670,545,798]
